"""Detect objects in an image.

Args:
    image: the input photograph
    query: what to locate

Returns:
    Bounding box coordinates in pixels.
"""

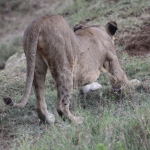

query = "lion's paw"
[129,79,141,87]
[73,116,84,124]
[82,82,102,93]
[46,113,55,124]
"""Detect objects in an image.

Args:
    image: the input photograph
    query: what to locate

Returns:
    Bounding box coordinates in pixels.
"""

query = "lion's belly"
[73,69,100,87]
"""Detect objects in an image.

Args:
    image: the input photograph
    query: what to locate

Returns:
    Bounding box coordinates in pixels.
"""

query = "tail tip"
[3,97,14,106]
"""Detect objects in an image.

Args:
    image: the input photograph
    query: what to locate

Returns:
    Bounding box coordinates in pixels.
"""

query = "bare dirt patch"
[119,21,150,57]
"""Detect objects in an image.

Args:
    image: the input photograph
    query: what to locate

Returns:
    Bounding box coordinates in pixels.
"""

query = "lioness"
[74,22,117,93]
[3,15,139,124]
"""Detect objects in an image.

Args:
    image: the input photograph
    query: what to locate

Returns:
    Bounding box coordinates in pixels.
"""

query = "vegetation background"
[0,0,150,149]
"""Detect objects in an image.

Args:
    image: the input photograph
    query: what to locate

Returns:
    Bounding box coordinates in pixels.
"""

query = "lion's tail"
[3,23,40,108]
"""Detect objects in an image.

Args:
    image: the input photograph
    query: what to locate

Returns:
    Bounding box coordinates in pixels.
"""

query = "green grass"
[0,0,42,13]
[1,56,150,150]
[60,0,150,27]
[0,0,150,149]
[0,36,22,69]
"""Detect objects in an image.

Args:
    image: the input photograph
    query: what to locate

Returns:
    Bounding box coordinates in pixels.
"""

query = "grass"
[1,57,150,150]
[0,0,150,149]
[0,35,22,69]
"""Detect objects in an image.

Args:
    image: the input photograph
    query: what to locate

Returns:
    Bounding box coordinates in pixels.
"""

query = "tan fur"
[6,15,131,124]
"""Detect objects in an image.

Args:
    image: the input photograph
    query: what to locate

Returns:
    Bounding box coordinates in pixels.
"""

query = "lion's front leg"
[106,52,129,88]
[106,54,140,90]
[55,71,83,124]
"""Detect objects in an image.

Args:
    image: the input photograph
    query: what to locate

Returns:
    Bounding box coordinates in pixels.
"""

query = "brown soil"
[119,21,150,57]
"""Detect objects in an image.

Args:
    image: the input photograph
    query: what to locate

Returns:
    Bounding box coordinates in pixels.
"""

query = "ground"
[0,0,150,150]
[120,21,150,56]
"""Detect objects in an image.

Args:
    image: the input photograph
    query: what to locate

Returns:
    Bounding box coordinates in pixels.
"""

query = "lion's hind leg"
[54,70,83,124]
[33,52,55,124]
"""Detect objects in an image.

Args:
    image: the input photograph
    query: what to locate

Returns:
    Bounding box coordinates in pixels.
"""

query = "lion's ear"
[73,24,85,32]
[105,21,118,36]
